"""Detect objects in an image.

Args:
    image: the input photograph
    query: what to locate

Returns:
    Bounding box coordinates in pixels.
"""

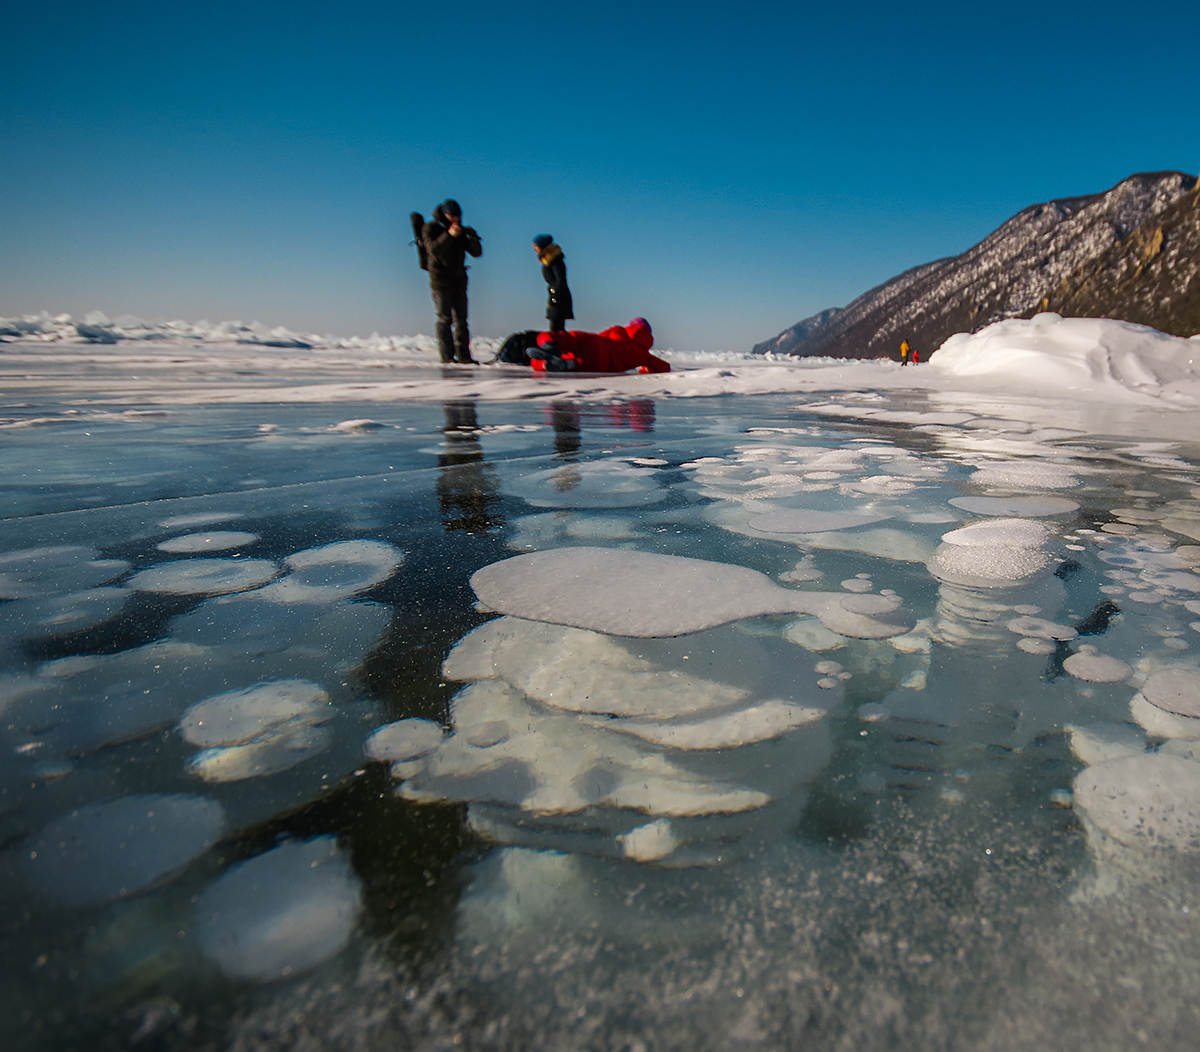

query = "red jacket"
[535,318,671,373]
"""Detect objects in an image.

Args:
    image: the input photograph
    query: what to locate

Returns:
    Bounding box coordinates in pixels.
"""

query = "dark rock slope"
[753,171,1200,360]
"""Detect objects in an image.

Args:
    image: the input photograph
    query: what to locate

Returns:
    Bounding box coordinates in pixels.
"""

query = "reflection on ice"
[506,459,666,508]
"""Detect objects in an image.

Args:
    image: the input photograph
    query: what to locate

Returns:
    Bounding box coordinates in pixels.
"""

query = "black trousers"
[431,283,473,363]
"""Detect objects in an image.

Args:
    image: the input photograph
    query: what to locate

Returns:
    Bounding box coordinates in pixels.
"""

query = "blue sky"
[2,0,1197,351]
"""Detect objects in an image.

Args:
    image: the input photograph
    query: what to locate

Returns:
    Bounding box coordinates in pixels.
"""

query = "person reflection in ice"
[546,402,581,455]
[606,399,656,433]
[436,401,503,534]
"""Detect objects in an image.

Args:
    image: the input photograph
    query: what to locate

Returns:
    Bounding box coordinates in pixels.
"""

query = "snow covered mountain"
[753,171,1200,360]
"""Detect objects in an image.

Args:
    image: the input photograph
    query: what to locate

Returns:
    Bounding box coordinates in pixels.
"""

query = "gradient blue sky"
[3,0,1197,351]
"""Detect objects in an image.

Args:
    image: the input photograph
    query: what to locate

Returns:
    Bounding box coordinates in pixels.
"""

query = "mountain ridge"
[753,171,1200,360]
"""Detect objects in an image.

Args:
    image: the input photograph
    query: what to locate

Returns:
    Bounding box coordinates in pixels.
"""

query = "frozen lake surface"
[3,331,1200,1050]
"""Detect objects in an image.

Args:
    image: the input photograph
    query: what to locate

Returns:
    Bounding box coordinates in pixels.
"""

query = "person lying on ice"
[528,317,671,373]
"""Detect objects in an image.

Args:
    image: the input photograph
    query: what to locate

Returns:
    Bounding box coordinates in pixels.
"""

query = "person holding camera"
[421,199,482,364]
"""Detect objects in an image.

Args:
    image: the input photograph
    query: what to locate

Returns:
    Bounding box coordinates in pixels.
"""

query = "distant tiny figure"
[532,234,573,333]
[421,199,482,364]
[900,338,912,366]
[527,318,670,374]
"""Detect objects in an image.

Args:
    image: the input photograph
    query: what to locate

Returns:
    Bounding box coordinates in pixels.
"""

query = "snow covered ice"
[3,311,1200,1050]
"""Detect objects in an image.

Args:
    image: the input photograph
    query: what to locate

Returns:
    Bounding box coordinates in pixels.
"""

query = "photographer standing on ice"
[421,199,482,365]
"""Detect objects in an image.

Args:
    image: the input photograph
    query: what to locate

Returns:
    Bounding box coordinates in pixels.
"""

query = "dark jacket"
[537,243,574,321]
[422,219,482,289]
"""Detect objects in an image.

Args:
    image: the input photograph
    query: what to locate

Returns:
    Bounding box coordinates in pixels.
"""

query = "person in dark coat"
[528,317,670,374]
[422,199,482,364]
[532,234,573,332]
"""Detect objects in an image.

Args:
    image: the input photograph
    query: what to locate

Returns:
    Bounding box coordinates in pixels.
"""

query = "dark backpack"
[410,212,428,271]
[493,330,541,365]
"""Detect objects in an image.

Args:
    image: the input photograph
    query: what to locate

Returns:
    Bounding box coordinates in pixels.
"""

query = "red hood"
[624,319,653,349]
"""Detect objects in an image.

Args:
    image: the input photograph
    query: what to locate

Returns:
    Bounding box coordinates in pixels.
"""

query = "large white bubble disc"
[949,496,1079,516]
[470,547,914,639]
[21,794,226,906]
[1141,667,1200,718]
[1075,753,1200,852]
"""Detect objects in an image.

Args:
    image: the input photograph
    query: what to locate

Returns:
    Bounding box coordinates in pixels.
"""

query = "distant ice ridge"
[0,310,461,355]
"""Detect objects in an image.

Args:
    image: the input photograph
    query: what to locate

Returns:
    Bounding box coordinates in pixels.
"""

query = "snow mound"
[931,314,1200,406]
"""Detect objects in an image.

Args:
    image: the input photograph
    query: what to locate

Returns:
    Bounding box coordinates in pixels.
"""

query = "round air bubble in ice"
[783,618,846,651]
[128,558,279,595]
[254,540,403,602]
[180,680,330,748]
[0,546,130,599]
[1062,648,1133,684]
[747,510,888,534]
[582,698,832,750]
[1141,667,1200,719]
[940,519,1051,548]
[158,512,244,529]
[1006,616,1077,641]
[966,461,1079,489]
[364,718,444,761]
[1074,753,1200,852]
[157,531,259,553]
[814,593,917,640]
[0,588,129,640]
[929,519,1055,585]
[949,496,1079,516]
[23,794,226,905]
[180,680,334,783]
[195,837,362,982]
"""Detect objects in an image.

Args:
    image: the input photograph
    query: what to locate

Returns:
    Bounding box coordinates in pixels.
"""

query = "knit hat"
[438,199,462,218]
[532,234,553,249]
